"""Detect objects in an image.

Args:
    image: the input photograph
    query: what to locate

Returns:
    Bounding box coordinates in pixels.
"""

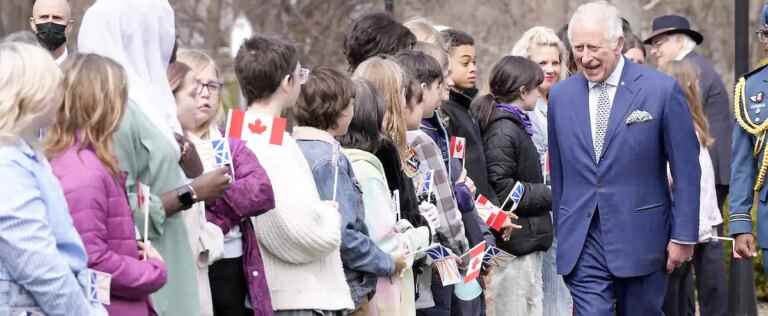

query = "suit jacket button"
[252,271,259,277]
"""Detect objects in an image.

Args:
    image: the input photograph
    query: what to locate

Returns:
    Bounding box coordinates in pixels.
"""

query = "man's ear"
[615,36,625,54]
[65,19,75,35]
[279,74,292,94]
[29,17,37,33]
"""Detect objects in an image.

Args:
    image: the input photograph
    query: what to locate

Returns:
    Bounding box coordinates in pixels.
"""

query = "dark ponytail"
[471,56,543,131]
[471,93,496,131]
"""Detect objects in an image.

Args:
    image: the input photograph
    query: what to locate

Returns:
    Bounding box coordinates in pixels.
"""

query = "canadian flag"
[475,195,508,232]
[463,241,486,283]
[486,210,509,231]
[226,109,287,145]
[449,136,466,159]
[475,194,490,208]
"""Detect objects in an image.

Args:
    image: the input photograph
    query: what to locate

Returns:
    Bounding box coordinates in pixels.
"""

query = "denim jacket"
[294,126,394,307]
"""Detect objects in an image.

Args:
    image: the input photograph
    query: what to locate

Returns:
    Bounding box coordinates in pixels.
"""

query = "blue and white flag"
[212,138,232,167]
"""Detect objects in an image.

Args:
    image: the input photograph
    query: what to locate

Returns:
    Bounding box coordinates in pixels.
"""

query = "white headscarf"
[77,0,182,146]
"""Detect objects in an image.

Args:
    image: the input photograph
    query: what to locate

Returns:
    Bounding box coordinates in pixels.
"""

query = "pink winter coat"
[51,144,167,316]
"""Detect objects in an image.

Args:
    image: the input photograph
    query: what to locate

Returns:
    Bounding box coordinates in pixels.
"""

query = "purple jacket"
[51,144,167,316]
[205,138,275,316]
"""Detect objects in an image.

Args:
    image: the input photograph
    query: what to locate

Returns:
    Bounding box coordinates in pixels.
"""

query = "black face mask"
[35,22,67,52]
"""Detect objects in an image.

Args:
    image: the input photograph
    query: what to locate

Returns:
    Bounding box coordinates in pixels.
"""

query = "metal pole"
[729,2,758,316]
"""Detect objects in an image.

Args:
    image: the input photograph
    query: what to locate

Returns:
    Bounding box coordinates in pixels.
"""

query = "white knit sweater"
[247,133,353,311]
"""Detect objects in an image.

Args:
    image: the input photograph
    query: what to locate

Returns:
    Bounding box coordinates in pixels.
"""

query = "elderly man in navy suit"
[644,14,730,316]
[548,2,701,315]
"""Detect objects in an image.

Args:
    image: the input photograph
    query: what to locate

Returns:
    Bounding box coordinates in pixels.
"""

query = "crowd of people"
[2,0,766,315]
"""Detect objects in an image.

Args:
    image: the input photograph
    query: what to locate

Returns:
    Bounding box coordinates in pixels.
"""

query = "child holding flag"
[292,67,408,314]
[48,53,167,316]
[172,50,276,316]
[472,56,554,315]
[232,35,353,315]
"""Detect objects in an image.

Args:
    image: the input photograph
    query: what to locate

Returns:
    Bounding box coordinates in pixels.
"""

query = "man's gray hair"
[567,1,624,47]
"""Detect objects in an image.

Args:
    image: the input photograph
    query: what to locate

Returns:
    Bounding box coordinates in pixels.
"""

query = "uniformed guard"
[730,3,768,273]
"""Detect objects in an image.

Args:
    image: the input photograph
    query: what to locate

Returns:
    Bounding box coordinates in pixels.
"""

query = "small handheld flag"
[226,109,287,145]
[136,178,151,258]
[450,136,466,159]
[486,210,509,231]
[463,241,486,283]
[392,190,401,222]
[475,194,508,232]
[500,181,525,211]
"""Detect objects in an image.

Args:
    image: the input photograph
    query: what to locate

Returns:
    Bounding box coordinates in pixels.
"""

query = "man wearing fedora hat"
[644,14,729,316]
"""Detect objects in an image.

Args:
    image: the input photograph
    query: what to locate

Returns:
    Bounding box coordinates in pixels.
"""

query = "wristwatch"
[176,184,198,209]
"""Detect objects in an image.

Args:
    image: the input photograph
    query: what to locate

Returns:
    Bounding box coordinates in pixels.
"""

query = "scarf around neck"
[495,102,533,136]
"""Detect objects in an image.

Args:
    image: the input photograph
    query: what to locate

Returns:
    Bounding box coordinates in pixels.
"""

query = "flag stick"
[499,193,512,210]
[332,144,339,202]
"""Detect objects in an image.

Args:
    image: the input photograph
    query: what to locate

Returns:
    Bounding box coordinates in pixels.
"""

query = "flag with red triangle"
[463,241,486,283]
[449,136,466,159]
[226,109,287,145]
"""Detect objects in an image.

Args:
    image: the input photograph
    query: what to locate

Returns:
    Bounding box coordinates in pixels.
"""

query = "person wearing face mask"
[549,2,700,315]
[29,0,73,64]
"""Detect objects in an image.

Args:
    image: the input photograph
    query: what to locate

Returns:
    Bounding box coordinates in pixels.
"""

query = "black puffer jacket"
[479,107,553,256]
[441,88,499,205]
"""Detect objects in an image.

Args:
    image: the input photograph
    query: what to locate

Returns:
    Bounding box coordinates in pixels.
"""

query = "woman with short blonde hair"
[0,42,107,316]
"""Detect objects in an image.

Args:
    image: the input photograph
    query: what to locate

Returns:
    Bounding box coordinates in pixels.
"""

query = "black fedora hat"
[643,15,703,45]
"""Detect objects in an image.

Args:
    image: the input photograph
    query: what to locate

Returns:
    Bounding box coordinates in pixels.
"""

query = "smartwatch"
[177,184,198,209]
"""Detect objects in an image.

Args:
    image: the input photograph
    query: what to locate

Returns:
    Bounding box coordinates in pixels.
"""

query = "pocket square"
[625,110,653,125]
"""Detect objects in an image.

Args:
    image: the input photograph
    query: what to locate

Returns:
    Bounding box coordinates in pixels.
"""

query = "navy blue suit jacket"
[548,60,701,277]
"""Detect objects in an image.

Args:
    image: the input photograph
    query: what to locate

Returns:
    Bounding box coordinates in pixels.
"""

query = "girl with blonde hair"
[47,53,168,316]
[0,42,107,316]
[353,56,429,275]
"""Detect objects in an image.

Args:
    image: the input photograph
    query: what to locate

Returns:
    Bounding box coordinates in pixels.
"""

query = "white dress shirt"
[55,47,68,66]
[587,56,625,141]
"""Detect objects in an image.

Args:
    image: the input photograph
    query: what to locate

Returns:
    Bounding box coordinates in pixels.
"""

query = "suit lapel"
[571,74,595,160]
[600,62,643,160]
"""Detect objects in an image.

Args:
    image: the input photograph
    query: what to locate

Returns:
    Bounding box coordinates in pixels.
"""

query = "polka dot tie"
[593,81,611,162]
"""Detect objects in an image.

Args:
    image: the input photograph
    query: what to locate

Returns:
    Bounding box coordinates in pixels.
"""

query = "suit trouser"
[662,261,695,316]
[563,211,667,316]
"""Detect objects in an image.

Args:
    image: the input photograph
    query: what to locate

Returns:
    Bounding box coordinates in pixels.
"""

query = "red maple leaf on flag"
[248,119,267,134]
[455,141,464,155]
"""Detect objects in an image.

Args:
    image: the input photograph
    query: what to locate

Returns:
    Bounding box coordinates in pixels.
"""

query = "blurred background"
[2,0,768,304]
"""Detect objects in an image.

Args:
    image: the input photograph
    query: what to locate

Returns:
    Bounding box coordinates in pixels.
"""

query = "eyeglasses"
[195,80,224,97]
[757,29,768,43]
[650,36,669,49]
